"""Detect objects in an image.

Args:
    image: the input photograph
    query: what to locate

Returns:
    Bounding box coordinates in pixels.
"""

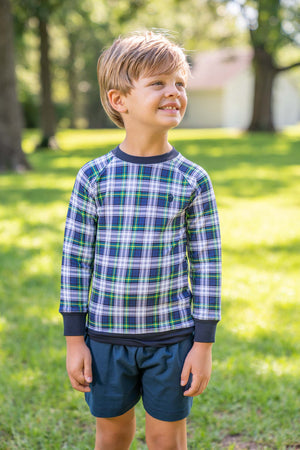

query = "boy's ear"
[107,89,128,113]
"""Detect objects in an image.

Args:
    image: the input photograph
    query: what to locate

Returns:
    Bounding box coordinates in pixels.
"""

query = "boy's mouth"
[158,103,180,111]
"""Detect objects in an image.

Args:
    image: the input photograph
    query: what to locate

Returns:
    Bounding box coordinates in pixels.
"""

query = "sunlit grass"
[0,127,299,449]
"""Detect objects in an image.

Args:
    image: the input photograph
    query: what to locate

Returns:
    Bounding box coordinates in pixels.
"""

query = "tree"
[225,0,300,131]
[61,0,150,128]
[36,11,58,149]
[0,0,31,172]
[13,0,61,149]
[56,2,115,129]
[12,0,150,132]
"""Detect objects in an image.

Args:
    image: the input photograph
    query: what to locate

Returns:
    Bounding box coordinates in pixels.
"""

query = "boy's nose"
[164,84,180,97]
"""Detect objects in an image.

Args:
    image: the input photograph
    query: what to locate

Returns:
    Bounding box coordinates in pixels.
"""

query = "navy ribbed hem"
[194,319,219,342]
[88,327,194,347]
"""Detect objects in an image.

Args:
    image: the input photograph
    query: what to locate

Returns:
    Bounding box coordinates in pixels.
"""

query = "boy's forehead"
[139,67,187,81]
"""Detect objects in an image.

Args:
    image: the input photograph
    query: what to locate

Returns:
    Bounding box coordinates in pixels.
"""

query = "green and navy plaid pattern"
[60,147,221,336]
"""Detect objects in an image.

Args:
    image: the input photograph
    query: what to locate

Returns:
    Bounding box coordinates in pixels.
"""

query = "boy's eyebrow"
[142,73,186,82]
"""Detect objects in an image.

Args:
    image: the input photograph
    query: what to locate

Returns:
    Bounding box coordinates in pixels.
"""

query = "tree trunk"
[36,16,59,150]
[0,0,31,172]
[248,47,277,132]
[68,36,79,129]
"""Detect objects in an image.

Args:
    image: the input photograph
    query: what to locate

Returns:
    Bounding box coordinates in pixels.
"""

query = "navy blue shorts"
[84,335,194,422]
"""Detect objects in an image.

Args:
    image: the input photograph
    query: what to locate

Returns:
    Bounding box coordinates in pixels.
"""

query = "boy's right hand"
[65,336,93,393]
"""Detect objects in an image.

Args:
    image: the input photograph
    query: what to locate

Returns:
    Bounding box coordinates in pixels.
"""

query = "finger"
[180,361,191,386]
[75,370,88,386]
[72,382,91,393]
[183,373,201,397]
[69,375,91,393]
[84,355,93,384]
[70,369,90,388]
[185,377,209,397]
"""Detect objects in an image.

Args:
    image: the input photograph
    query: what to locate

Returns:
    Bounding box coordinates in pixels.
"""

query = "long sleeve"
[59,167,98,335]
[185,171,221,342]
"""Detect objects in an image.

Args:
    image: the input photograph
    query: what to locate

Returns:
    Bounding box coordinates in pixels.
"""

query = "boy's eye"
[150,80,186,88]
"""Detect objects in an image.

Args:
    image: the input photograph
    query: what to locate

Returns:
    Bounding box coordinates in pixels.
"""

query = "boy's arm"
[59,167,97,335]
[185,169,221,338]
[182,170,221,396]
[59,168,97,391]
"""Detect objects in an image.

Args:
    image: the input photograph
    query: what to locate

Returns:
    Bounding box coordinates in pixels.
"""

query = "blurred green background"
[0,0,300,448]
[9,0,300,132]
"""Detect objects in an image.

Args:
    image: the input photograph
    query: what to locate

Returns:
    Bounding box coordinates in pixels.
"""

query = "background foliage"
[11,0,300,130]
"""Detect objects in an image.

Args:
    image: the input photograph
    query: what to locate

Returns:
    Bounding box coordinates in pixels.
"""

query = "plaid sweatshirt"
[59,146,221,345]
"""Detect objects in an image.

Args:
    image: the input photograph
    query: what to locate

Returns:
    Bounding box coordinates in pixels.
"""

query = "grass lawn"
[0,127,299,449]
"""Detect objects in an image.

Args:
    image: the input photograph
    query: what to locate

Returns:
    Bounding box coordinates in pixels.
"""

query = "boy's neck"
[120,132,172,157]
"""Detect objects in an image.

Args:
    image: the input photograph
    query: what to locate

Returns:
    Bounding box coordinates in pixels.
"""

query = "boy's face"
[118,70,187,132]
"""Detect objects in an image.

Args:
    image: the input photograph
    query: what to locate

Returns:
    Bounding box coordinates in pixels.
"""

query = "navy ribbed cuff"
[62,312,87,336]
[194,319,219,342]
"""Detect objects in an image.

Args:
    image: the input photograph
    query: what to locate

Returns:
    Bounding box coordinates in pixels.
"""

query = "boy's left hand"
[180,342,213,397]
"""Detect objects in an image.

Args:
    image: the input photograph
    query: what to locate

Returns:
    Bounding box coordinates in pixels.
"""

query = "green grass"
[0,127,299,449]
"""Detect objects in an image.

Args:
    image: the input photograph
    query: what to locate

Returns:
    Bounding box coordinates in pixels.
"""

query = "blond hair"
[97,31,190,128]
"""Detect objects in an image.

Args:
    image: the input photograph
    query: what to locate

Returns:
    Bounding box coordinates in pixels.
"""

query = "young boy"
[60,31,221,450]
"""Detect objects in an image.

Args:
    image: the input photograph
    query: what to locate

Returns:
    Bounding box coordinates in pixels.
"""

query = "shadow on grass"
[173,135,299,198]
[0,187,69,208]
[172,132,300,160]
[1,133,298,206]
[215,176,289,198]
[24,133,300,200]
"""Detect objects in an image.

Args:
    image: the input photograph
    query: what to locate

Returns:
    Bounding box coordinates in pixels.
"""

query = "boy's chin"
[157,115,183,128]
[164,118,183,129]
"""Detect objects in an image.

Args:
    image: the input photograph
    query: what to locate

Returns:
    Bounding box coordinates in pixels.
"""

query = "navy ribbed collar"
[112,145,179,164]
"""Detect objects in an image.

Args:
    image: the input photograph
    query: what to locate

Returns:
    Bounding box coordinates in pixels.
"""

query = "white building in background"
[181,48,300,130]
